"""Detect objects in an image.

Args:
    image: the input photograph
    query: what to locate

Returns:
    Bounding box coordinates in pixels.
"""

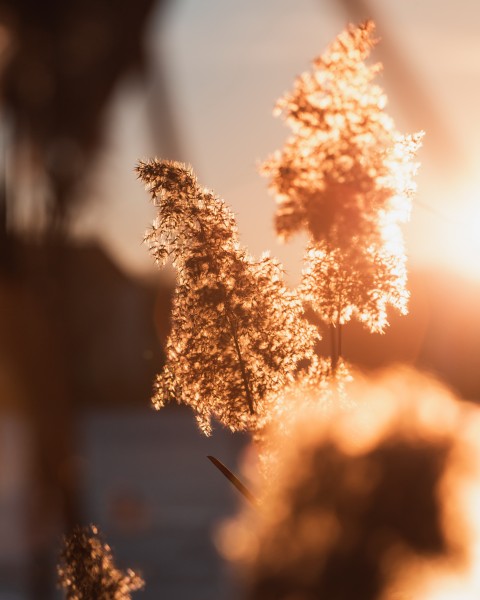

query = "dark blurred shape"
[0,1,179,597]
[248,440,449,600]
[0,240,168,597]
[234,370,479,600]
[0,0,157,233]
[0,240,166,409]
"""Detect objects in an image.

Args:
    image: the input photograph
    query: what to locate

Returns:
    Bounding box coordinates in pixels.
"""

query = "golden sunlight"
[413,173,480,282]
[444,181,480,280]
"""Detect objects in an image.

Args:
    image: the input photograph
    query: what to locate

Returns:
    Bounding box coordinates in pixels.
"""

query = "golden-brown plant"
[58,525,144,600]
[261,21,422,341]
[137,159,318,435]
[137,22,423,438]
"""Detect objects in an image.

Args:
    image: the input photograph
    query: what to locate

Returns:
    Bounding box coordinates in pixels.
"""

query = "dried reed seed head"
[136,158,198,197]
[58,524,144,600]
[138,159,320,435]
[261,21,422,332]
[301,235,408,333]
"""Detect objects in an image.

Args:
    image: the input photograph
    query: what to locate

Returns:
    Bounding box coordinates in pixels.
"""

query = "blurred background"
[0,0,479,597]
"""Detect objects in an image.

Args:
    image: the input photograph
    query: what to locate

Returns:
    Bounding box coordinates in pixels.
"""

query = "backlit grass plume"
[58,525,144,599]
[261,21,422,336]
[301,239,408,334]
[137,159,318,435]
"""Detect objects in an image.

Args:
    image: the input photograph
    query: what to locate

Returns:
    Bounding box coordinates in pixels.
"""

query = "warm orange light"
[411,172,480,282]
[223,368,480,599]
[443,181,480,280]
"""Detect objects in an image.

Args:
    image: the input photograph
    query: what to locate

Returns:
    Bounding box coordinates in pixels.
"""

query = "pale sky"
[75,0,480,283]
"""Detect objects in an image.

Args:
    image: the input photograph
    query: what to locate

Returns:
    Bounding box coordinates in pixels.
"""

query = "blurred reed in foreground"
[219,368,480,600]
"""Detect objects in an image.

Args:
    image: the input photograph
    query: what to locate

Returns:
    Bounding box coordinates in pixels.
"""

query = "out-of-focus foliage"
[220,368,480,600]
[261,21,422,332]
[0,0,156,231]
[137,159,318,435]
[253,356,354,474]
[58,524,144,599]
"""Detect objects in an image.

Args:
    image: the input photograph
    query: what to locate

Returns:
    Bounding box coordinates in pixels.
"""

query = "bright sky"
[75,0,480,283]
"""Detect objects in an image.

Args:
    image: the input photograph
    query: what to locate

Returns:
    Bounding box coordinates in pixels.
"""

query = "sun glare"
[414,174,480,281]
[449,183,480,280]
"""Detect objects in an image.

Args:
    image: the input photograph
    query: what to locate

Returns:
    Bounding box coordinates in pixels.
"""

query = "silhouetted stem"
[207,455,257,506]
[226,310,255,414]
[337,321,342,364]
[330,323,338,372]
[330,320,343,373]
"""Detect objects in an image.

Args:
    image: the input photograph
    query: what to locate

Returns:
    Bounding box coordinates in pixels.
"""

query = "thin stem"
[337,321,342,364]
[330,322,338,372]
[330,318,343,373]
[225,309,254,414]
[207,455,257,506]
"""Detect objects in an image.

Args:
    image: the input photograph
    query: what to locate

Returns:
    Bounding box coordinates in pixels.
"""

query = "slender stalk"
[337,321,343,364]
[330,322,338,372]
[207,455,257,506]
[225,309,254,414]
[330,318,343,373]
